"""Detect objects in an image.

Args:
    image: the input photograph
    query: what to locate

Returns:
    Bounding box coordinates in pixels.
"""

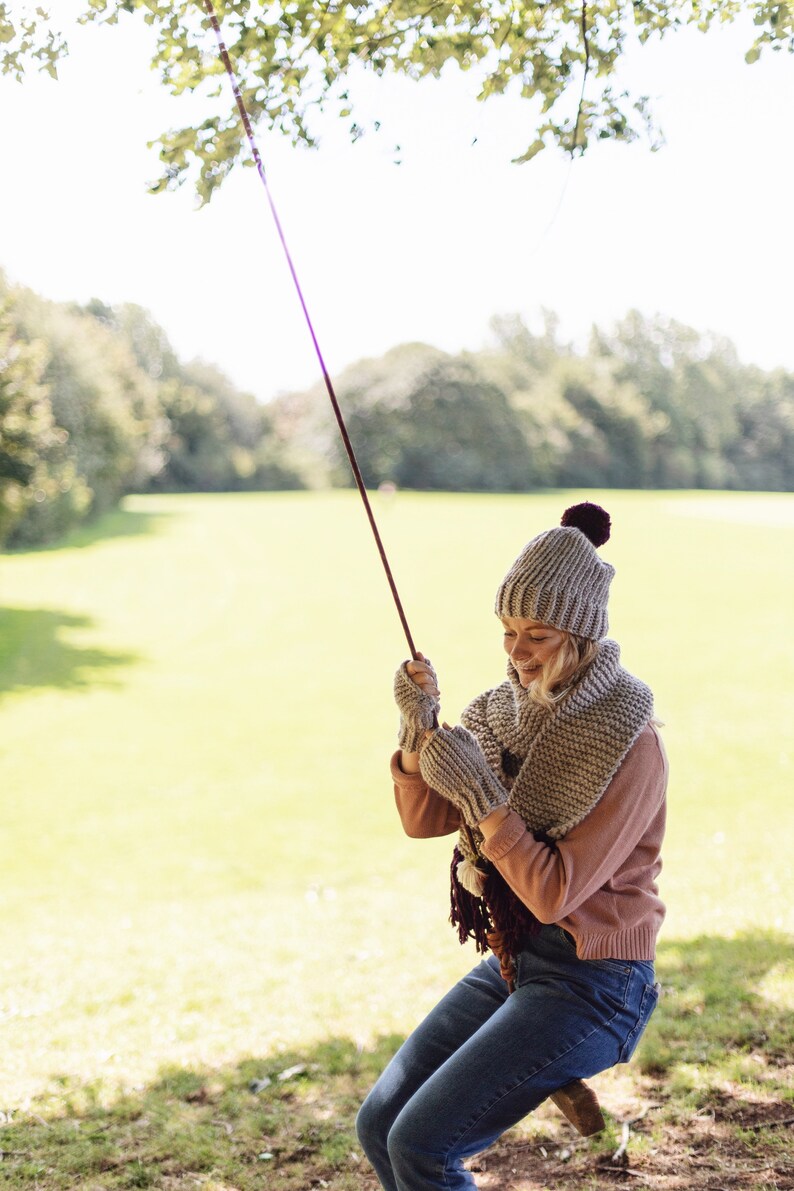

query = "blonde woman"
[357,502,667,1191]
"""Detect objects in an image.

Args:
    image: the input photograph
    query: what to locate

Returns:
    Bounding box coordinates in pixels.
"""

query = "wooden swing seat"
[550,1079,606,1136]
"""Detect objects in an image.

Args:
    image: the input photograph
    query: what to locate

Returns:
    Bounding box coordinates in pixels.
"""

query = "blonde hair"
[526,632,600,710]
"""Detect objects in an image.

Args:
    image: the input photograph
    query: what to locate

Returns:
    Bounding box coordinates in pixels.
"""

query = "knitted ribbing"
[458,641,653,857]
[495,525,614,639]
[419,725,508,825]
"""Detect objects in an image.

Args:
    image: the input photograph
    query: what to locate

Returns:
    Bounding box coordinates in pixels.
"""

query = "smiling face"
[501,615,567,688]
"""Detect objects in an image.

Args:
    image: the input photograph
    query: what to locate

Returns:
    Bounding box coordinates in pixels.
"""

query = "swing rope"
[200,6,607,1139]
[202,0,419,660]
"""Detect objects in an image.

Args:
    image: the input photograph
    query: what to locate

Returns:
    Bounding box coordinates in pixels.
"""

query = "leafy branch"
[1,1,791,201]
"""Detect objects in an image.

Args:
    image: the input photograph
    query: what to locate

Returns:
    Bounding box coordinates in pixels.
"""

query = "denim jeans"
[356,924,659,1191]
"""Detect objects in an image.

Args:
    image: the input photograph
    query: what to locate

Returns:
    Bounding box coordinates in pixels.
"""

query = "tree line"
[270,311,793,494]
[2,276,792,549]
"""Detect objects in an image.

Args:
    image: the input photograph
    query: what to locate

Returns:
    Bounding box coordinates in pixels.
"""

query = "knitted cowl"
[458,639,654,860]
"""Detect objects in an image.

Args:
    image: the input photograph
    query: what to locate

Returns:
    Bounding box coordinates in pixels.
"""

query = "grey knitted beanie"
[494,502,614,640]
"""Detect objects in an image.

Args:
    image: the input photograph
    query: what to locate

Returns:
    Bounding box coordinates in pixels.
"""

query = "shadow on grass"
[644,929,794,1079]
[0,1037,399,1191]
[0,608,140,698]
[6,505,175,555]
[1,933,791,1190]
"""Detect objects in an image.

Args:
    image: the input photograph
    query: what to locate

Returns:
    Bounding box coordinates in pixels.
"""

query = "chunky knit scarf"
[449,640,654,957]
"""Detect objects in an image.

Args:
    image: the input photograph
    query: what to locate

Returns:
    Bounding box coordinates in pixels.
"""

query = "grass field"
[1,489,792,1190]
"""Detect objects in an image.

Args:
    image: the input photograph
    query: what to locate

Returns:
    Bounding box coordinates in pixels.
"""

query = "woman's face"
[501,615,566,687]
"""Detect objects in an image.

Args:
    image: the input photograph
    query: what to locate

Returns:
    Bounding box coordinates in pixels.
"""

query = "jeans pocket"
[619,981,660,1063]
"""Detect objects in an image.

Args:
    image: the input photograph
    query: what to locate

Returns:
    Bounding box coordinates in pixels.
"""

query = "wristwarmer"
[419,725,508,826]
[394,658,439,753]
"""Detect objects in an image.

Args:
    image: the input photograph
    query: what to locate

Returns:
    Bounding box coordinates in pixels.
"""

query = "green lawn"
[1,490,792,1189]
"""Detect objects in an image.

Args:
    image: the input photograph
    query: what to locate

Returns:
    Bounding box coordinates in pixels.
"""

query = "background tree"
[0,276,303,548]
[84,300,302,492]
[726,367,794,492]
[0,305,89,548]
[591,313,750,488]
[1,2,791,203]
[272,342,536,491]
[10,286,166,521]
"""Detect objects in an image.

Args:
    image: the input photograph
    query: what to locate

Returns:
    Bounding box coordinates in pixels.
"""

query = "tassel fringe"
[449,846,541,963]
[449,847,492,952]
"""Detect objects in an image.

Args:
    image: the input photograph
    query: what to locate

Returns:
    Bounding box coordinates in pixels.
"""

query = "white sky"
[0,7,792,403]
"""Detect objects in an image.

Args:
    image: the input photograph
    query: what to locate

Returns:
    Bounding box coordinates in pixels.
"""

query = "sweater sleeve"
[479,724,668,923]
[390,751,462,838]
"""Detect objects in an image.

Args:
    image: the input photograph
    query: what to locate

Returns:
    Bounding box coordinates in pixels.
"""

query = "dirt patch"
[467,1093,794,1191]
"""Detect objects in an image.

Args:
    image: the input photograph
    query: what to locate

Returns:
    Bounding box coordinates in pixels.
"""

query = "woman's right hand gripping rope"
[393,652,440,753]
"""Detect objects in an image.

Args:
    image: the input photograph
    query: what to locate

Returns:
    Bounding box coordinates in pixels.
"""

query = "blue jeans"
[356,925,659,1190]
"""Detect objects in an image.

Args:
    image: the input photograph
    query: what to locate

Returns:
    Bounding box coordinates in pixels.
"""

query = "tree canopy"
[2,1,791,202]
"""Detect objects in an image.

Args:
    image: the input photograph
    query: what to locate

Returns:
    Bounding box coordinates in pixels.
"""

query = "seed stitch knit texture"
[452,640,653,859]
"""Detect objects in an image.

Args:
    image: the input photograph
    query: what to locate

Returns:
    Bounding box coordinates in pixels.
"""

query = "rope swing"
[202,3,610,1142]
[202,0,420,661]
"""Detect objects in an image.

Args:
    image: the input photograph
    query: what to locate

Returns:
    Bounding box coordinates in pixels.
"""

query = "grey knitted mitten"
[393,658,440,753]
[419,725,508,826]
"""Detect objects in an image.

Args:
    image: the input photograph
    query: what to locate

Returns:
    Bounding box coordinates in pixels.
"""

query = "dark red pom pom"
[560,501,611,547]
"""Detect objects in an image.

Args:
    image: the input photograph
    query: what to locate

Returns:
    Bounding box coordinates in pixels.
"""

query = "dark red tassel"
[449,847,492,953]
[449,846,540,959]
[483,866,541,959]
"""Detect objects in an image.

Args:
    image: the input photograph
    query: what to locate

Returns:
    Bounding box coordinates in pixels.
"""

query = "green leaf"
[513,138,546,164]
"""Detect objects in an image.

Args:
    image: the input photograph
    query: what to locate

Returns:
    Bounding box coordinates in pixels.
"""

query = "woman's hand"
[418,723,508,827]
[405,654,440,702]
[394,652,440,757]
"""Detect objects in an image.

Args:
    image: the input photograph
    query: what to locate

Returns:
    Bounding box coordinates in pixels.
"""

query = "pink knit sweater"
[391,723,668,961]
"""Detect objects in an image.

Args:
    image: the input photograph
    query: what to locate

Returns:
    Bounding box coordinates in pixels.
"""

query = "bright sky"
[1,7,792,403]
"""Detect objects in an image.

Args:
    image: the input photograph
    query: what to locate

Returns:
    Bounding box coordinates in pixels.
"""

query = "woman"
[356,502,667,1191]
